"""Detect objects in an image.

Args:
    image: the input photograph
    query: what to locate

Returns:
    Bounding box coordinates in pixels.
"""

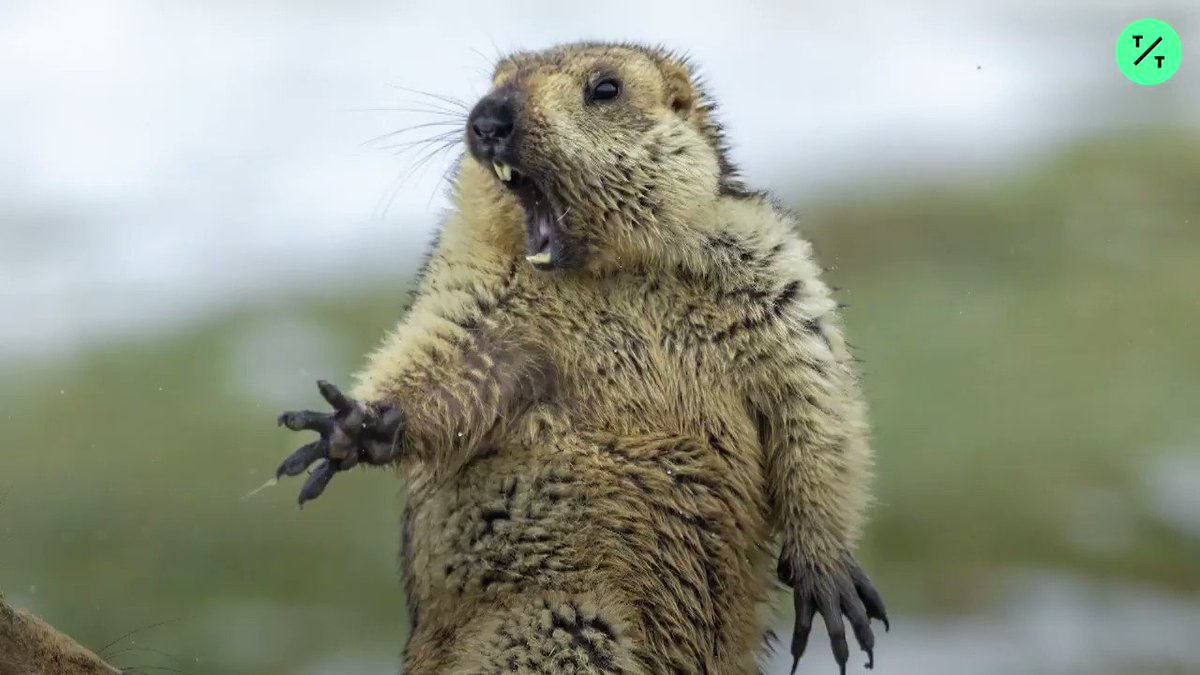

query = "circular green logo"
[1116,18,1182,85]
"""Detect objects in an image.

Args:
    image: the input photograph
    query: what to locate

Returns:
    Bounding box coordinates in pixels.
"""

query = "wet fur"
[350,42,875,674]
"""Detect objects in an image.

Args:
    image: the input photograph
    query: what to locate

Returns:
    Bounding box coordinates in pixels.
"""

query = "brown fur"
[346,42,877,674]
[0,594,121,675]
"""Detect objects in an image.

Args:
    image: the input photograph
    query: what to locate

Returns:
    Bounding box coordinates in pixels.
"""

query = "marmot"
[274,41,888,674]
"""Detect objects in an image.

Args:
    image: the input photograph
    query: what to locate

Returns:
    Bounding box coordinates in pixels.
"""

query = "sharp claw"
[842,588,876,667]
[818,596,849,675]
[277,410,332,433]
[276,439,327,478]
[297,460,336,506]
[316,380,353,414]
[849,561,890,632]
[791,583,815,665]
[831,633,849,675]
[868,605,890,633]
[786,556,889,673]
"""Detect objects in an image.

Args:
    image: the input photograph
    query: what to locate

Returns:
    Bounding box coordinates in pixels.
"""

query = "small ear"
[659,59,696,117]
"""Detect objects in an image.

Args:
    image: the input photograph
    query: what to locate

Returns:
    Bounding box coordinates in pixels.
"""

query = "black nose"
[469,95,515,150]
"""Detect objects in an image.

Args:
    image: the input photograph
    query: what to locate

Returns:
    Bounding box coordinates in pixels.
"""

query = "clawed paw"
[778,552,888,674]
[275,380,402,506]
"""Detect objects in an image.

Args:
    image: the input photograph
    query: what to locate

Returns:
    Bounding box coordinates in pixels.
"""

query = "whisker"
[365,83,475,220]
[350,106,467,119]
[391,142,456,162]
[380,137,461,218]
[488,37,506,64]
[117,666,191,675]
[376,170,406,222]
[471,47,498,74]
[379,130,460,150]
[387,137,461,165]
[360,121,464,147]
[377,142,449,219]
[388,85,470,111]
[406,138,461,181]
[97,619,180,657]
[419,143,465,200]
[105,646,188,665]
[431,154,465,206]
[464,64,493,81]
[379,130,462,154]
[380,129,460,147]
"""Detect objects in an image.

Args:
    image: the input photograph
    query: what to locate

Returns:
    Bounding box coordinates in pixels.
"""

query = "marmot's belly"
[404,430,773,669]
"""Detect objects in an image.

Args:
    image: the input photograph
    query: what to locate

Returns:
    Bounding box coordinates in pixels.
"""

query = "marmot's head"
[462,42,743,273]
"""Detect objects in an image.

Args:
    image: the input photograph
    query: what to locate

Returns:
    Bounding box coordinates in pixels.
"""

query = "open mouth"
[491,159,563,269]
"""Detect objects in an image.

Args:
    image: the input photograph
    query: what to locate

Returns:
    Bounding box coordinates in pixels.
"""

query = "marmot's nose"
[468,95,515,149]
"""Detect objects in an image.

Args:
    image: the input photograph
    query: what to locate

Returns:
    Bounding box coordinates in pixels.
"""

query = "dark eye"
[590,78,621,103]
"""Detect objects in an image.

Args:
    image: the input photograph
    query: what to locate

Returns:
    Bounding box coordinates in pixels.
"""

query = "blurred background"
[1,1,1198,673]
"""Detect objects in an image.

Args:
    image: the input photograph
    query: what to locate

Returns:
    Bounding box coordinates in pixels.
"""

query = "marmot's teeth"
[525,251,552,266]
[493,161,512,182]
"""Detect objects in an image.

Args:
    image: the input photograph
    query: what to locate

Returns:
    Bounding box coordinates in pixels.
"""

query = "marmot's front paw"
[275,380,403,506]
[777,551,888,674]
